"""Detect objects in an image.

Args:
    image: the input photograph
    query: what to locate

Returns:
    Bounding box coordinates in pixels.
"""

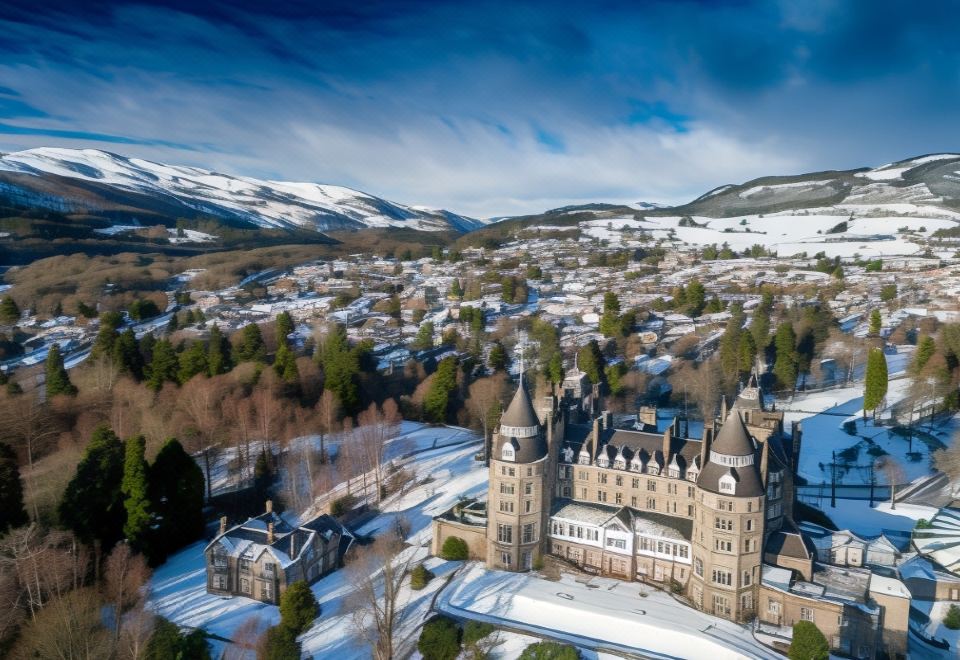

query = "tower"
[689,409,765,621]
[486,371,554,572]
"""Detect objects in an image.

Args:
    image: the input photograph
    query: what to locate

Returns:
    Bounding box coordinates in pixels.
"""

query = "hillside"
[0,147,484,233]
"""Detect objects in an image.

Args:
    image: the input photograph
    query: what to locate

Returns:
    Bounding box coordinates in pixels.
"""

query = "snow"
[438,564,780,659]
[804,499,936,537]
[738,180,837,198]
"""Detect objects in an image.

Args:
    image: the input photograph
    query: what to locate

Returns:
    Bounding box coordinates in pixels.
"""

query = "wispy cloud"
[0,1,958,216]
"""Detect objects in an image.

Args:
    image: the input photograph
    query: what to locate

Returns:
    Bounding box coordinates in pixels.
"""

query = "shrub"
[410,564,435,590]
[417,615,461,660]
[330,493,357,517]
[789,620,829,660]
[257,625,300,660]
[944,604,960,630]
[279,581,319,634]
[440,535,469,560]
[519,641,580,660]
[463,621,495,647]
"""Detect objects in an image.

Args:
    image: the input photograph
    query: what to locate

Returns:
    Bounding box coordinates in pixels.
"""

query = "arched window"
[502,443,515,462]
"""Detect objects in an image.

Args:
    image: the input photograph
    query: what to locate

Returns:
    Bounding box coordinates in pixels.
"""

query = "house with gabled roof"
[204,501,352,604]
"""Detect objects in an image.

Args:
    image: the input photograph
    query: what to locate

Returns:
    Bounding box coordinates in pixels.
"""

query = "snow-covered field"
[439,563,780,660]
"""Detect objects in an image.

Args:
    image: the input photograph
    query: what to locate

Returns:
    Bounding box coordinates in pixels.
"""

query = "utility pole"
[830,450,837,509]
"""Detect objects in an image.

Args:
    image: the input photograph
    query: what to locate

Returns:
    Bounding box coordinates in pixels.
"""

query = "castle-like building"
[433,371,912,658]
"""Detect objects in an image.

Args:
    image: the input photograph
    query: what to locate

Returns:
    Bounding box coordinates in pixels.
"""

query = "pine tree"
[279,581,319,633]
[450,279,464,300]
[0,296,20,325]
[546,352,565,386]
[147,339,179,391]
[317,324,361,415]
[864,348,888,418]
[121,435,152,553]
[0,442,28,533]
[276,312,295,347]
[738,331,757,375]
[113,328,144,380]
[207,325,232,375]
[424,357,459,423]
[599,292,624,337]
[684,278,706,317]
[488,342,508,372]
[913,336,936,373]
[178,341,209,383]
[869,309,882,336]
[274,342,299,382]
[59,425,125,550]
[772,322,798,390]
[411,322,435,351]
[45,343,77,396]
[237,323,266,362]
[577,340,606,386]
[149,438,205,563]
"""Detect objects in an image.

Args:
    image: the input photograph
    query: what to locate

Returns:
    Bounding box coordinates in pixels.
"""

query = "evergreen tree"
[704,295,723,314]
[59,425,125,550]
[546,352,565,387]
[0,442,28,533]
[488,342,508,372]
[274,342,299,382]
[411,322,435,351]
[92,312,124,360]
[417,616,461,660]
[147,339,179,391]
[750,292,774,351]
[149,438,205,563]
[913,336,936,373]
[424,357,459,423]
[0,296,20,325]
[599,292,624,337]
[258,625,300,660]
[178,341,209,383]
[207,324,232,375]
[864,348,888,417]
[788,621,829,660]
[279,581,319,633]
[869,308,882,336]
[166,313,179,332]
[237,323,267,362]
[449,279,464,299]
[738,331,757,375]
[113,328,144,380]
[146,617,211,660]
[45,343,77,396]
[772,322,799,390]
[501,276,516,303]
[254,450,274,502]
[684,278,706,317]
[317,324,361,415]
[276,312,295,347]
[577,340,606,386]
[121,435,152,553]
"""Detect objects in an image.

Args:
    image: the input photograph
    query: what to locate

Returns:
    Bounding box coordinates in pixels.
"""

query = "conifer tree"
[738,331,757,375]
[207,324,232,375]
[147,339,179,391]
[113,328,144,380]
[864,347,888,418]
[237,323,266,362]
[279,580,319,633]
[121,435,152,553]
[913,336,936,373]
[577,340,606,386]
[274,342,299,382]
[546,352,565,387]
[45,343,77,396]
[869,308,882,336]
[0,295,20,325]
[59,425,125,550]
[772,322,799,390]
[149,438,205,563]
[450,279,464,300]
[684,278,706,317]
[317,324,361,415]
[0,442,28,533]
[178,341,209,383]
[424,356,459,423]
[276,312,295,346]
[488,342,508,372]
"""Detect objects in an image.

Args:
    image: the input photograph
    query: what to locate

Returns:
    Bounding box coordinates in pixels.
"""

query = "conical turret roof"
[500,378,540,429]
[712,410,755,456]
[734,371,764,410]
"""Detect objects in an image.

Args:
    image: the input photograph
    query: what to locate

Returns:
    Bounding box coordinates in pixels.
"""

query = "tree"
[147,339,179,392]
[0,296,20,325]
[11,587,113,660]
[869,308,882,337]
[257,625,299,660]
[440,536,469,560]
[0,442,27,533]
[599,292,624,337]
[577,340,606,386]
[104,542,151,644]
[788,620,829,660]
[545,352,565,387]
[417,615,461,660]
[45,343,77,397]
[912,335,936,373]
[772,322,798,390]
[411,321,435,351]
[145,616,211,660]
[449,279,464,299]
[876,456,905,510]
[684,278,706,317]
[317,324,362,415]
[738,331,757,375]
[863,347,888,418]
[178,341,209,384]
[488,342,508,372]
[237,323,267,362]
[273,342,300,383]
[520,641,580,660]
[208,324,232,376]
[275,311,295,346]
[121,435,152,553]
[254,449,274,502]
[148,438,205,563]
[114,328,144,380]
[128,298,160,321]
[424,357,459,423]
[279,580,319,634]
[944,604,960,630]
[59,424,125,555]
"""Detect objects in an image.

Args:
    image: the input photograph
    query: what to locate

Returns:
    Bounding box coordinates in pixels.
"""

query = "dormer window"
[719,473,736,494]
[646,464,659,476]
[687,468,698,482]
[597,456,610,468]
[614,458,626,470]
[578,452,590,465]
[501,444,515,462]
[631,458,643,472]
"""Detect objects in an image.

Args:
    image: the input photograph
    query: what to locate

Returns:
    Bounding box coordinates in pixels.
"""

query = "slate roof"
[500,380,540,429]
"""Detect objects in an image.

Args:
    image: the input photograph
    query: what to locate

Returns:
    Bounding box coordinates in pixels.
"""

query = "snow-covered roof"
[912,507,960,574]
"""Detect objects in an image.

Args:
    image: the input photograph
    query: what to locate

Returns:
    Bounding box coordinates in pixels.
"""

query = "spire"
[515,331,527,385]
[500,379,540,430]
[712,411,755,456]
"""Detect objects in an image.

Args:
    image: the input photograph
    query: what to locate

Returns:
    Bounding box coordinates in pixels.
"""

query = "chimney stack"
[265,499,273,514]
[267,522,275,544]
[219,516,227,536]
[290,533,297,558]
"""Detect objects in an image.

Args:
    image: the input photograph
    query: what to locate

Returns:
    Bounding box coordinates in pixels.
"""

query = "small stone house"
[205,502,351,604]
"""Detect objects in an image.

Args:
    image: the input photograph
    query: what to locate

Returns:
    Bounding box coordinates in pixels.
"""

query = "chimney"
[760,436,770,481]
[701,425,713,468]
[290,533,298,558]
[720,395,728,421]
[602,410,612,430]
[219,516,228,536]
[662,427,672,462]
[638,406,657,429]
[265,499,273,514]
[590,416,600,462]
[267,522,275,544]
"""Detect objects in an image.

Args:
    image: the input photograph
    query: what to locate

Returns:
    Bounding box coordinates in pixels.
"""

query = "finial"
[515,331,527,385]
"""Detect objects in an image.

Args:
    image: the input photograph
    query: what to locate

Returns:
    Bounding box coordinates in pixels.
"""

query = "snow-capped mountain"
[0,147,484,233]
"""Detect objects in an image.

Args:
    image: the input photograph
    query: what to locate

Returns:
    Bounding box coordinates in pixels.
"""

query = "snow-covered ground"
[804,499,937,537]
[147,427,487,658]
[439,563,780,659]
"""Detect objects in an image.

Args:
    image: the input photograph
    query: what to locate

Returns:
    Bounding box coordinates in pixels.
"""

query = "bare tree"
[466,374,508,461]
[10,587,112,660]
[178,377,225,500]
[347,519,419,660]
[103,542,151,643]
[356,400,402,504]
[933,442,960,482]
[0,525,88,620]
[0,392,61,519]
[222,615,264,660]
[876,456,906,510]
[316,389,340,464]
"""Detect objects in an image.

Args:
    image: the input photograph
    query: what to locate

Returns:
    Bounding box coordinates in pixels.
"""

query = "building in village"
[432,371,913,658]
[204,502,352,604]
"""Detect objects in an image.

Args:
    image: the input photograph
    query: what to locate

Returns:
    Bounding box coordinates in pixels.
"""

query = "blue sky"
[0,0,958,217]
